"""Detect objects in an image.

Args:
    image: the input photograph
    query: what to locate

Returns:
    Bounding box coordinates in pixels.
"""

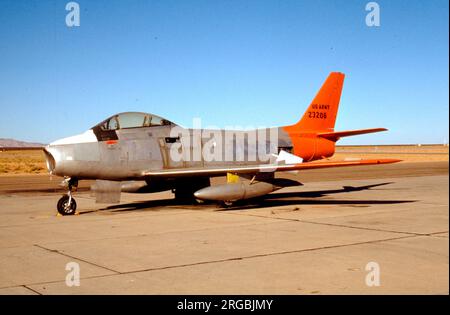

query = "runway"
[0,162,448,294]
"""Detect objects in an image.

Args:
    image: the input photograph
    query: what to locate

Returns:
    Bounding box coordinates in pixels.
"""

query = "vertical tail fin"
[291,72,345,132]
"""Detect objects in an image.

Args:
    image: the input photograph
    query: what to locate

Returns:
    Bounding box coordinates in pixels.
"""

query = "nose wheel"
[57,194,77,215]
[57,177,78,216]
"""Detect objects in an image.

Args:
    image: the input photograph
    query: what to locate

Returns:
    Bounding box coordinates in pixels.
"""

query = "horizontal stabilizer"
[317,128,387,141]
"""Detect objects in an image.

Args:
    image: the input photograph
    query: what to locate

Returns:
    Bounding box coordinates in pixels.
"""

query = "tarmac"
[0,162,448,294]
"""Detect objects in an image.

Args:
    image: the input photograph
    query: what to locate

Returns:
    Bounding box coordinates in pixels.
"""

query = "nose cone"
[43,130,97,176]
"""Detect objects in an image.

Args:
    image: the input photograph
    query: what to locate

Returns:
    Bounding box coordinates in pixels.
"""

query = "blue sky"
[0,0,448,144]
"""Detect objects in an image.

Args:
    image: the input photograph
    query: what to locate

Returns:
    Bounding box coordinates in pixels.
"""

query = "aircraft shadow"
[219,182,415,211]
[264,182,394,199]
[88,182,415,214]
[92,199,182,213]
[217,198,414,212]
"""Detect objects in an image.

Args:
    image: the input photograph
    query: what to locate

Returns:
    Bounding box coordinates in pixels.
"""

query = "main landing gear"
[57,177,78,216]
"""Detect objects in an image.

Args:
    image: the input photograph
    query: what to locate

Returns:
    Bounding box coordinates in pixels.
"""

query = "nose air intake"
[43,147,56,174]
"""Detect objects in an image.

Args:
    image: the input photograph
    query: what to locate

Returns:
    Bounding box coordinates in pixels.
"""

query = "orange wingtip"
[299,158,403,169]
[311,158,402,165]
[339,158,403,165]
[372,159,403,164]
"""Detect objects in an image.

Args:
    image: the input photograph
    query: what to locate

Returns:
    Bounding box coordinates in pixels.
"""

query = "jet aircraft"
[43,72,400,215]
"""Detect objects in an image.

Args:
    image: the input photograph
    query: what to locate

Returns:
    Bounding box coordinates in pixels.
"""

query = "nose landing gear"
[57,177,78,216]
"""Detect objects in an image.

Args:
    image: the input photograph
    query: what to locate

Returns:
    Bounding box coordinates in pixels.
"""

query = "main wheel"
[57,195,77,215]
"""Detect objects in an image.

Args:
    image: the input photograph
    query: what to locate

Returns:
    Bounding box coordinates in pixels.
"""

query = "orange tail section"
[283,72,345,161]
[291,72,345,132]
[282,72,390,162]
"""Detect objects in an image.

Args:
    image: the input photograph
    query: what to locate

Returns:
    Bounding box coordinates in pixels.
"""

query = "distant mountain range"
[0,138,46,148]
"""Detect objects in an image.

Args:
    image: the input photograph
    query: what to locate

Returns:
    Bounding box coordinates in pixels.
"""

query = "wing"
[143,158,401,178]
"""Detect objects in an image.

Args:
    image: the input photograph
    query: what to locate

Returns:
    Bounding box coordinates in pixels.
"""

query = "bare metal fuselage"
[44,125,297,181]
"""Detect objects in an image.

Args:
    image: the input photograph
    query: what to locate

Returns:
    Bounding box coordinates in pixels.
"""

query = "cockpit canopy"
[94,112,173,131]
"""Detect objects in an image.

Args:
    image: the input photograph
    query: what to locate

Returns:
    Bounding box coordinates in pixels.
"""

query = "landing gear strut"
[57,177,78,216]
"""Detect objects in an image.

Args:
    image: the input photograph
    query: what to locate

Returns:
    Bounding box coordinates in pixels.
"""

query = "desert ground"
[0,149,46,174]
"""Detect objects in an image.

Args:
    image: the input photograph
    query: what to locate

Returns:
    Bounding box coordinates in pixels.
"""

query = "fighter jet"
[44,72,400,215]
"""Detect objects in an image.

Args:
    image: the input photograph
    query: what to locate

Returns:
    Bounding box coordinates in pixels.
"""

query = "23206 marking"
[308,111,327,119]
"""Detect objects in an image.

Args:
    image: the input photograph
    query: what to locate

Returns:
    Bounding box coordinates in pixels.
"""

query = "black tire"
[57,195,77,215]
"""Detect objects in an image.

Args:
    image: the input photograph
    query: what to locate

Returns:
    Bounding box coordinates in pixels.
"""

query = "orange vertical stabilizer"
[283,72,345,160]
[287,72,345,133]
